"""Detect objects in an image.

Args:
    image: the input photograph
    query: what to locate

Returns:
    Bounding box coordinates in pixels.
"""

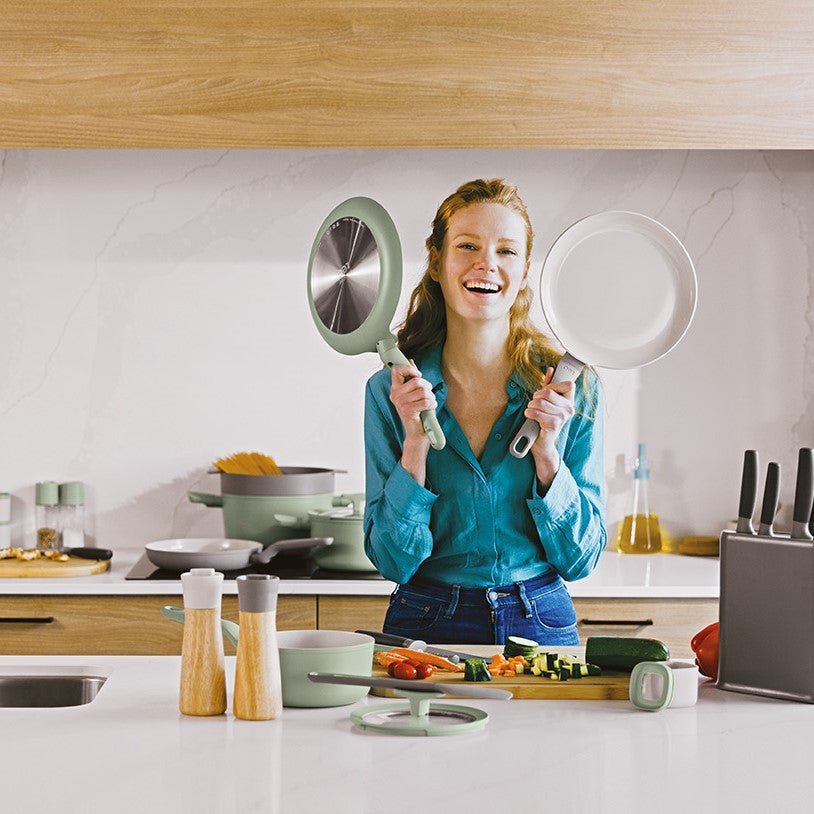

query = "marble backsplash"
[0,149,811,552]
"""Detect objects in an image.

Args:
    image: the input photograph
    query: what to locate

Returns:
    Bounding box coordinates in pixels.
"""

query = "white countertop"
[0,548,719,598]
[0,654,809,814]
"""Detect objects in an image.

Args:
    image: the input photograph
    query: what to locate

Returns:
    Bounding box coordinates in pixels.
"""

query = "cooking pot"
[188,467,344,547]
[274,493,376,573]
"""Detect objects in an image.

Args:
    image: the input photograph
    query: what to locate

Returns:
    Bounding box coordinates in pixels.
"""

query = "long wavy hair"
[396,178,563,396]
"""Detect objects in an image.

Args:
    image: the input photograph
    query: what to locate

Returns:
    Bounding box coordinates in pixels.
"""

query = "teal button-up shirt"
[363,344,607,588]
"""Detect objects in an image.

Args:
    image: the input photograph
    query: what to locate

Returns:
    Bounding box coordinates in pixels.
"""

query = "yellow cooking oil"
[615,443,662,554]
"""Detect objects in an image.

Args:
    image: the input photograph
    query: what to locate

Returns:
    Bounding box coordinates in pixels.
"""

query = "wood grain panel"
[0,595,316,655]
[1,2,812,146]
[318,595,390,633]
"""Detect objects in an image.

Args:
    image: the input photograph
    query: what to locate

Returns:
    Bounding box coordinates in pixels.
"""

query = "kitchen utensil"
[509,211,697,457]
[179,568,226,716]
[307,196,445,450]
[64,547,113,561]
[160,607,375,708]
[0,555,111,578]
[757,462,781,536]
[790,448,814,540]
[189,466,341,546]
[369,645,632,700]
[629,660,698,711]
[307,671,512,700]
[144,536,332,572]
[214,451,282,476]
[357,629,485,662]
[309,672,507,737]
[735,449,759,534]
[233,575,283,721]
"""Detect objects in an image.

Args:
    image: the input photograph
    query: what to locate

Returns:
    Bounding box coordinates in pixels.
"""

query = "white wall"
[1,150,811,549]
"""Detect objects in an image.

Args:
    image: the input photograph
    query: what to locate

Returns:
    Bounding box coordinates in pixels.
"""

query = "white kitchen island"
[1,655,810,814]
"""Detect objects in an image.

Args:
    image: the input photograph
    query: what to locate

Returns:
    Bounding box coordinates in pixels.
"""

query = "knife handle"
[736,450,758,534]
[757,462,780,536]
[67,547,113,561]
[355,630,425,650]
[791,448,814,539]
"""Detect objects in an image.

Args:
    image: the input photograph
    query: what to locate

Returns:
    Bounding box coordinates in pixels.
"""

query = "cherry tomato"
[414,663,433,680]
[387,661,399,677]
[392,662,418,680]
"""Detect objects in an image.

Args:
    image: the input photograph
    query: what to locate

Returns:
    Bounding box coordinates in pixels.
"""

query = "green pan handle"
[376,336,446,451]
[160,605,240,647]
[188,491,224,508]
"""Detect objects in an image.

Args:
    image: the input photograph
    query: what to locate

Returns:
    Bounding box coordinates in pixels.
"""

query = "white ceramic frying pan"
[509,211,697,458]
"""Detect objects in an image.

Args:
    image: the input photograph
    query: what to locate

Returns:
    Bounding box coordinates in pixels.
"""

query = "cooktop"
[125,552,385,581]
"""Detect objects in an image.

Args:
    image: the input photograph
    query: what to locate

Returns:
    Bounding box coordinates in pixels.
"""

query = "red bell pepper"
[691,621,719,680]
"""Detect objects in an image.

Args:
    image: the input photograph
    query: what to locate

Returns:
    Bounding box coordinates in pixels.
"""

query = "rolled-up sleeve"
[526,378,607,581]
[363,377,438,584]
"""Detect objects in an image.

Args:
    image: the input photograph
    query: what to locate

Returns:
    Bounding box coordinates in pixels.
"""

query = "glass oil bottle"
[615,443,662,554]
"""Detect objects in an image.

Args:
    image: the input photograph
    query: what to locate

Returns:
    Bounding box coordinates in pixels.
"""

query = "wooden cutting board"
[0,556,110,578]
[371,645,631,700]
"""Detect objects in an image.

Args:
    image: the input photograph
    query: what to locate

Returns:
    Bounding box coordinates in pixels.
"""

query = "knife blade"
[307,671,513,700]
[757,462,781,537]
[790,448,814,540]
[356,630,487,663]
[736,450,759,534]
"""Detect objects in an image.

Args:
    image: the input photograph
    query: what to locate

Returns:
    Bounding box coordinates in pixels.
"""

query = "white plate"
[145,538,262,571]
[540,211,697,369]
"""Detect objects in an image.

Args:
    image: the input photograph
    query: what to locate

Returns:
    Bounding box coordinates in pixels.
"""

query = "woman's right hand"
[389,360,437,443]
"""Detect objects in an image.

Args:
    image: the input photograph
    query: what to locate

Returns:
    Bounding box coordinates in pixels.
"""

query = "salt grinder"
[234,574,283,721]
[179,568,227,716]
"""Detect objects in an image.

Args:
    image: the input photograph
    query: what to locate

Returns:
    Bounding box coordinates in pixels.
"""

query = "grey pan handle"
[307,672,513,700]
[376,336,446,451]
[250,536,333,565]
[509,352,585,458]
[736,450,758,534]
[758,462,780,536]
[791,448,814,540]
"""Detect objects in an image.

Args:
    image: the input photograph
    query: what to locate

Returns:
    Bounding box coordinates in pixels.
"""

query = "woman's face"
[431,202,530,325]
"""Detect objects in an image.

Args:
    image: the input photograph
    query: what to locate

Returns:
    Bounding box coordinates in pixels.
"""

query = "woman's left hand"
[525,367,575,460]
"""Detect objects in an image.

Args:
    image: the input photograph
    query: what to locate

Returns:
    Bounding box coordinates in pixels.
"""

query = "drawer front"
[0,595,317,655]
[573,599,718,658]
[318,596,391,633]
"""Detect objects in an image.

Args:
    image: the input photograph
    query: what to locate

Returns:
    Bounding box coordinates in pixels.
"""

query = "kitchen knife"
[356,630,486,662]
[757,462,781,537]
[66,547,113,561]
[307,671,513,700]
[736,450,759,534]
[790,448,814,540]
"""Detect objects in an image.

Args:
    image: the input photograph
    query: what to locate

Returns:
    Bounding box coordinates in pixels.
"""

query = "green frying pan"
[307,197,445,450]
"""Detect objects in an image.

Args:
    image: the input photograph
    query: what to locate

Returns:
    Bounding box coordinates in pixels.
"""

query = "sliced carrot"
[387,648,465,672]
[375,651,409,668]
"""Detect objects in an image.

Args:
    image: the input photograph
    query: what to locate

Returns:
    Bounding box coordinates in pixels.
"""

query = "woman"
[363,178,606,646]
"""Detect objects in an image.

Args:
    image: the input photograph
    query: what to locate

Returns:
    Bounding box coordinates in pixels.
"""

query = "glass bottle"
[35,481,61,551]
[615,443,662,554]
[59,481,86,549]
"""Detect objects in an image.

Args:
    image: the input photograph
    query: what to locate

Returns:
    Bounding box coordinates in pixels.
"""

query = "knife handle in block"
[736,450,758,535]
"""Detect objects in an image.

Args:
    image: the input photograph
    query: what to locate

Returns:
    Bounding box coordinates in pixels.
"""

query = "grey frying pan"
[307,197,445,450]
[509,211,697,458]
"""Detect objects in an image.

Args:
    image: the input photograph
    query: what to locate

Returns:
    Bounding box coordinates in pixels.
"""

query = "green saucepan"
[161,606,374,708]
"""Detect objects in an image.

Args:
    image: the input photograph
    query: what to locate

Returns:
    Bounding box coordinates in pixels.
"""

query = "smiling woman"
[362,178,607,646]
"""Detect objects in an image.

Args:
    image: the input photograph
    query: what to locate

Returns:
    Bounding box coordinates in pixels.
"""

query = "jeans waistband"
[401,570,561,608]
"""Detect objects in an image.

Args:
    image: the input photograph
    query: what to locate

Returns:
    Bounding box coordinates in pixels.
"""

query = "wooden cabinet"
[317,596,716,658]
[0,595,316,656]
[2,2,812,147]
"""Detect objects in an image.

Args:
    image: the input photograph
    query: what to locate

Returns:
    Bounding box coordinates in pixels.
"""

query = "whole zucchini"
[584,636,670,671]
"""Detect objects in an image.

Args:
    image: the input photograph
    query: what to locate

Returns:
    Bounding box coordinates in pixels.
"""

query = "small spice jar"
[35,481,61,551]
[59,481,86,549]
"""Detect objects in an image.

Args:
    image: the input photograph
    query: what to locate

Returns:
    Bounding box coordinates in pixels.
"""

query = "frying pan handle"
[376,336,446,451]
[508,353,585,459]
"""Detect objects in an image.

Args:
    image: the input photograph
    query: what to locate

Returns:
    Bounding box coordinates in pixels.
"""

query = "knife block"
[718,530,814,703]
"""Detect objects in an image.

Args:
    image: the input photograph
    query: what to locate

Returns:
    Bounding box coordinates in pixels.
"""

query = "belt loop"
[516,581,533,618]
[443,585,460,619]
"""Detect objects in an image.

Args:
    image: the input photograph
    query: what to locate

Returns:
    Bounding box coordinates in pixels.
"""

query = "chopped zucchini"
[464,658,492,682]
[503,635,540,659]
[585,637,670,672]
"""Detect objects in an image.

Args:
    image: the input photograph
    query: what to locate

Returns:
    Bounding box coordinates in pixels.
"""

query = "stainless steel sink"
[0,675,107,708]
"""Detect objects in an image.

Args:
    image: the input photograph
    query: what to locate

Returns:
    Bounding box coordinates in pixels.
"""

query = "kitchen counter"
[0,654,810,814]
[0,548,719,598]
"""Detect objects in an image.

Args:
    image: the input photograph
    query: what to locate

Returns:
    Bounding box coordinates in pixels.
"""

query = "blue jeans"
[383,571,580,646]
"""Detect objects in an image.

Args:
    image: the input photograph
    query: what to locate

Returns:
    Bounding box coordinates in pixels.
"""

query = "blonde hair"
[397,178,562,396]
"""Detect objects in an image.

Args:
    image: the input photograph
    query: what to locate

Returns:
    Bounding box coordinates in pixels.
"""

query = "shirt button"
[495,433,502,440]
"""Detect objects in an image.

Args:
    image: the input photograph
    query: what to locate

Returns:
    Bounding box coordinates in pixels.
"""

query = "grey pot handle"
[188,491,224,508]
[307,671,512,700]
[509,352,585,458]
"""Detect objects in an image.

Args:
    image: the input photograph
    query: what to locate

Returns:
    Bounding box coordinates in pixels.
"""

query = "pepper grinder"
[179,568,227,716]
[234,574,283,721]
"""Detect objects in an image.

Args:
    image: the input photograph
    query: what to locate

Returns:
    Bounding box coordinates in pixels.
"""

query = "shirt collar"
[416,344,528,406]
